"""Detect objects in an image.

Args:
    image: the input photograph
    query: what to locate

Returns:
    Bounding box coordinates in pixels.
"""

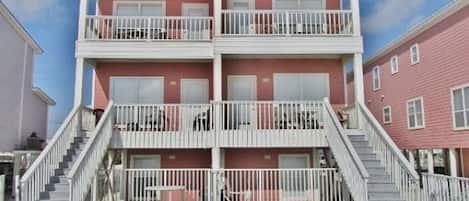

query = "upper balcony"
[76,0,362,59]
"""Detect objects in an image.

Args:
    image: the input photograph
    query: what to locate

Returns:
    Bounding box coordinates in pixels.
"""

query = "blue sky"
[1,0,453,137]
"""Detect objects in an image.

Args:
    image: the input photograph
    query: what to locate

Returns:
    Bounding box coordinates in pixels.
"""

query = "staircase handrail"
[323,100,369,201]
[67,101,114,201]
[358,102,419,179]
[20,105,92,201]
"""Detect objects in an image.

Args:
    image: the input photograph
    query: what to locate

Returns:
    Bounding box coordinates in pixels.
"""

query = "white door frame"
[129,154,161,168]
[180,78,210,104]
[182,3,209,16]
[278,154,311,168]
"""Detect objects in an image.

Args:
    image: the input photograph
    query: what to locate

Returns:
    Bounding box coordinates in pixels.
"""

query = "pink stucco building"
[362,1,469,177]
[20,0,469,201]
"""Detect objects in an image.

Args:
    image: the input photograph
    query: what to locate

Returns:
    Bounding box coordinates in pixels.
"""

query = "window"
[110,77,164,104]
[451,84,469,130]
[383,106,392,124]
[372,66,381,91]
[407,97,425,129]
[274,73,329,101]
[114,1,165,16]
[410,44,420,65]
[390,56,399,74]
[274,0,324,9]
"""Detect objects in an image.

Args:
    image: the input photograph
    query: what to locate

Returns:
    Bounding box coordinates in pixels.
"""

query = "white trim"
[364,0,469,66]
[383,105,392,124]
[372,65,381,91]
[227,75,258,101]
[342,57,348,105]
[450,83,469,131]
[0,2,42,54]
[32,87,56,105]
[406,96,425,130]
[273,73,330,101]
[461,149,465,176]
[390,55,399,74]
[272,0,326,10]
[109,76,165,104]
[91,68,96,108]
[129,154,161,169]
[410,44,420,65]
[278,154,311,168]
[17,43,28,147]
[113,1,166,16]
[182,3,209,16]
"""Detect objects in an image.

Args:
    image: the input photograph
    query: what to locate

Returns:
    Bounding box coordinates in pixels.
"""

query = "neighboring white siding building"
[0,2,55,152]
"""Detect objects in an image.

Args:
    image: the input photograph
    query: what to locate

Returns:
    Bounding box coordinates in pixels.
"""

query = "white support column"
[74,58,85,107]
[120,150,128,201]
[78,0,89,40]
[427,150,434,174]
[213,54,222,101]
[91,175,98,201]
[408,150,416,169]
[350,0,361,37]
[212,148,221,169]
[449,148,458,176]
[214,0,222,36]
[353,53,364,104]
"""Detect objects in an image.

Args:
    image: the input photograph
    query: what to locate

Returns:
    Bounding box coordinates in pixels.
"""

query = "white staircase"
[324,100,420,201]
[20,102,114,201]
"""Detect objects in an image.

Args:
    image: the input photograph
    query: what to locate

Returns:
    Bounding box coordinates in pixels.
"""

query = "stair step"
[363,160,382,168]
[40,191,69,200]
[369,191,403,201]
[368,183,399,192]
[348,135,367,142]
[367,167,388,176]
[369,175,392,183]
[351,141,370,147]
[50,176,69,184]
[357,153,378,160]
[46,183,69,192]
[345,129,364,136]
[355,147,374,154]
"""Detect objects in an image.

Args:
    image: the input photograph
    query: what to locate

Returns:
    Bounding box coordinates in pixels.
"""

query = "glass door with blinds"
[273,0,325,34]
[274,73,328,129]
[111,77,165,130]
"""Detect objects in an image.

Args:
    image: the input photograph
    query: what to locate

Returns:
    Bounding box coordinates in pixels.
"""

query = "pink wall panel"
[224,148,314,168]
[363,6,469,149]
[222,58,345,104]
[99,0,214,16]
[127,149,212,168]
[94,62,213,109]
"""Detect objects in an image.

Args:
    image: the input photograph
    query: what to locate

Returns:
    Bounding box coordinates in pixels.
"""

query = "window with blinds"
[110,77,164,104]
[274,0,324,9]
[115,2,165,16]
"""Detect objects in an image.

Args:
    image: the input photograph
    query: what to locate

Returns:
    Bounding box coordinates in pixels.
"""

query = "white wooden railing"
[221,10,354,36]
[216,101,326,147]
[422,173,469,201]
[123,168,344,201]
[84,15,213,41]
[323,100,369,201]
[113,104,214,148]
[124,169,212,201]
[68,102,115,201]
[357,102,420,201]
[215,168,346,201]
[20,106,94,201]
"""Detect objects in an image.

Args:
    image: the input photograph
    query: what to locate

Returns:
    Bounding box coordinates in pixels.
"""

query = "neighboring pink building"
[363,1,469,177]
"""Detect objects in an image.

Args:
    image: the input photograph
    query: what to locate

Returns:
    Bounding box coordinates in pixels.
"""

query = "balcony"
[221,10,354,36]
[116,168,345,201]
[84,15,214,41]
[110,101,328,149]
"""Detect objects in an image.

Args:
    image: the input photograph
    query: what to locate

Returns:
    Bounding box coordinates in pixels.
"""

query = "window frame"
[109,76,165,104]
[407,96,425,130]
[113,1,167,16]
[372,66,381,91]
[390,55,399,74]
[450,83,469,130]
[410,44,420,65]
[383,105,392,124]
